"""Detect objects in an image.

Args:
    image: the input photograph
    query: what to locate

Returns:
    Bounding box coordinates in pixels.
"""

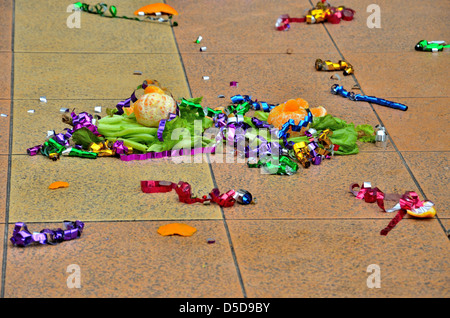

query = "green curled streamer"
[74,2,170,23]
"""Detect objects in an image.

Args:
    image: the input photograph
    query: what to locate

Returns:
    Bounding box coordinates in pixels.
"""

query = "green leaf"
[356,124,376,143]
[106,107,118,117]
[72,127,104,149]
[254,111,269,122]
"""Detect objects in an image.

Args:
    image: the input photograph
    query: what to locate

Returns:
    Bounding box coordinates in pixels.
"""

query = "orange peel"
[134,3,178,16]
[48,181,69,189]
[157,223,197,236]
[268,98,327,137]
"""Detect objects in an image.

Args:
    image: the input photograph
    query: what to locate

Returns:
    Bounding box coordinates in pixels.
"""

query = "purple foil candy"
[10,221,84,247]
[27,145,42,156]
[112,140,128,155]
[157,113,177,141]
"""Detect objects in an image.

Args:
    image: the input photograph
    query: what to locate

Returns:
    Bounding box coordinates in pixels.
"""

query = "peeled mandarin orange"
[268,98,328,137]
[267,98,309,137]
[310,106,327,117]
[123,101,136,115]
[134,93,176,127]
[134,3,178,16]
[144,85,165,95]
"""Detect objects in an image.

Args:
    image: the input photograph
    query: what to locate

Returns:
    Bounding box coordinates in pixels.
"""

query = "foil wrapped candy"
[10,220,85,247]
[315,58,354,76]
[291,128,339,168]
[141,180,254,206]
[88,140,132,157]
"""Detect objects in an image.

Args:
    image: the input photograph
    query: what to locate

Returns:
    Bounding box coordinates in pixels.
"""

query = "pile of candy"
[27,111,132,160]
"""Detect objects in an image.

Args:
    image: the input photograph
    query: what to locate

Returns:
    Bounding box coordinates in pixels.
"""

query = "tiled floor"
[0,0,449,299]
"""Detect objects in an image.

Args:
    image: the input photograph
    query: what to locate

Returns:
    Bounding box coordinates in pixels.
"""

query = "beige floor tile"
[375,97,450,152]
[344,52,450,98]
[0,155,7,221]
[324,0,450,54]
[0,53,12,98]
[0,0,12,52]
[402,152,449,214]
[228,219,450,297]
[171,0,337,54]
[14,0,179,53]
[0,100,11,154]
[4,220,243,297]
[13,52,190,101]
[9,155,221,222]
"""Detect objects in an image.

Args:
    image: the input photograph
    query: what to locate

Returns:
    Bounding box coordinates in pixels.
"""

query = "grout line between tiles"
[166,2,248,297]
[312,2,449,239]
[1,0,15,299]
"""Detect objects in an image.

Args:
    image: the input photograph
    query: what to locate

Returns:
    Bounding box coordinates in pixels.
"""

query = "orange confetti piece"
[48,181,69,189]
[134,3,178,16]
[157,223,197,236]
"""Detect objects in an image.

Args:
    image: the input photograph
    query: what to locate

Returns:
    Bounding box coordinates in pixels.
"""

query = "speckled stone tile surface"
[0,100,11,154]
[4,220,243,298]
[14,0,179,53]
[0,155,7,222]
[13,52,190,101]
[324,0,450,54]
[210,152,419,219]
[0,53,12,98]
[0,0,12,52]
[9,155,221,222]
[374,97,450,152]
[171,0,336,54]
[401,152,449,215]
[343,52,450,98]
[228,219,450,298]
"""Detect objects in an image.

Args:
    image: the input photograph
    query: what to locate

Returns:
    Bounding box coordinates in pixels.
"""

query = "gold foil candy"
[97,149,114,157]
[49,152,60,161]
[293,142,311,168]
[89,142,104,153]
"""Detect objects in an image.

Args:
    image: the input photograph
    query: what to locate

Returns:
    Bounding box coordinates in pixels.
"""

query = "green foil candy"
[62,147,98,159]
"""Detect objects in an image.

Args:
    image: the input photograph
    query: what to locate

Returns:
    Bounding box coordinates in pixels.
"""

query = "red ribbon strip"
[141,180,237,207]
[350,183,425,235]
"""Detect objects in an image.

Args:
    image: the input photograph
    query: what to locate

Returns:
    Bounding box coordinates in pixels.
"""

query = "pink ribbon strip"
[119,146,216,161]
[141,180,237,207]
[350,183,426,235]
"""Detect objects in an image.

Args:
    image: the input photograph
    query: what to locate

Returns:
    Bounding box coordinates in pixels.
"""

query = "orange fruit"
[123,101,135,116]
[134,3,179,16]
[267,98,309,137]
[268,98,328,137]
[134,93,176,127]
[310,106,327,117]
[144,85,165,95]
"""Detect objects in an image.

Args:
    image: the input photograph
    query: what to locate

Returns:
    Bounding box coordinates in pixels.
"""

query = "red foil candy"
[141,180,237,207]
